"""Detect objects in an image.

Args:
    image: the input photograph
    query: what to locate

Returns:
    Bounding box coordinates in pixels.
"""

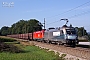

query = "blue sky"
[0,0,90,32]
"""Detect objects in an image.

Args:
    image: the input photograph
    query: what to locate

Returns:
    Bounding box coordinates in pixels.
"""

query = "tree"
[6,19,42,35]
[27,19,43,32]
[0,19,43,35]
[75,27,88,37]
[0,26,10,36]
[10,20,27,34]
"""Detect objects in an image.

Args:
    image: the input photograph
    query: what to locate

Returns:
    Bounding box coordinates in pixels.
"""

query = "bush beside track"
[0,36,23,53]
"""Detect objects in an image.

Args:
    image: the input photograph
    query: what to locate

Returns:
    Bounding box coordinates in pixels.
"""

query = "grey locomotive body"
[44,25,78,47]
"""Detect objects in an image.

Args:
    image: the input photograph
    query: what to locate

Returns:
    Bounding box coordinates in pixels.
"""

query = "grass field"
[0,36,65,60]
[0,45,63,60]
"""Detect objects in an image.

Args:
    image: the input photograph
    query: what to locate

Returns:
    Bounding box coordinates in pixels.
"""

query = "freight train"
[7,24,79,47]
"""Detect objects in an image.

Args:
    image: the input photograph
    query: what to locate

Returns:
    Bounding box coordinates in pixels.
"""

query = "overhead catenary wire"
[68,10,90,19]
[46,1,90,25]
[46,20,60,25]
[46,1,90,19]
[46,10,90,25]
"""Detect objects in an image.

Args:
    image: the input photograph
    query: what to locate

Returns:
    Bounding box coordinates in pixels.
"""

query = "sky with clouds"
[0,0,90,32]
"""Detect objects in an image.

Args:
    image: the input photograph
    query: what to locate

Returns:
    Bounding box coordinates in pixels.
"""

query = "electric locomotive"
[43,25,78,47]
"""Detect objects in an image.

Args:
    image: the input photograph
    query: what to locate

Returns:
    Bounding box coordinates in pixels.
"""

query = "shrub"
[0,43,24,53]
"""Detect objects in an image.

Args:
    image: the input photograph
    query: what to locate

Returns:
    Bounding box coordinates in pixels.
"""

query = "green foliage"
[0,19,43,36]
[0,26,10,36]
[0,37,21,53]
[0,43,24,53]
[75,27,88,37]
[11,20,27,34]
[0,37,65,60]
[27,19,43,32]
[4,41,20,44]
[0,37,16,42]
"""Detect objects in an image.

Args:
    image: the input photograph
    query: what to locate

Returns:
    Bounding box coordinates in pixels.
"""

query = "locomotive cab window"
[53,32,60,36]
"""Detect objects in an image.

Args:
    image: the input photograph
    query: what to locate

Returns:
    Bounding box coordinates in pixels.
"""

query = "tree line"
[0,19,88,36]
[0,19,43,36]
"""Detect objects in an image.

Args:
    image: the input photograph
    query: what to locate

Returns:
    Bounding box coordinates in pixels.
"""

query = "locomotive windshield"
[66,29,76,35]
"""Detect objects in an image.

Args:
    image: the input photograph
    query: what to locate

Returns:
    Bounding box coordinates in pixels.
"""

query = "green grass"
[0,37,16,42]
[4,41,20,44]
[0,36,66,60]
[0,45,62,60]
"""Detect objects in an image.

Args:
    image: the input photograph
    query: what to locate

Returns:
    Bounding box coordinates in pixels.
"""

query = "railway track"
[28,41,90,60]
